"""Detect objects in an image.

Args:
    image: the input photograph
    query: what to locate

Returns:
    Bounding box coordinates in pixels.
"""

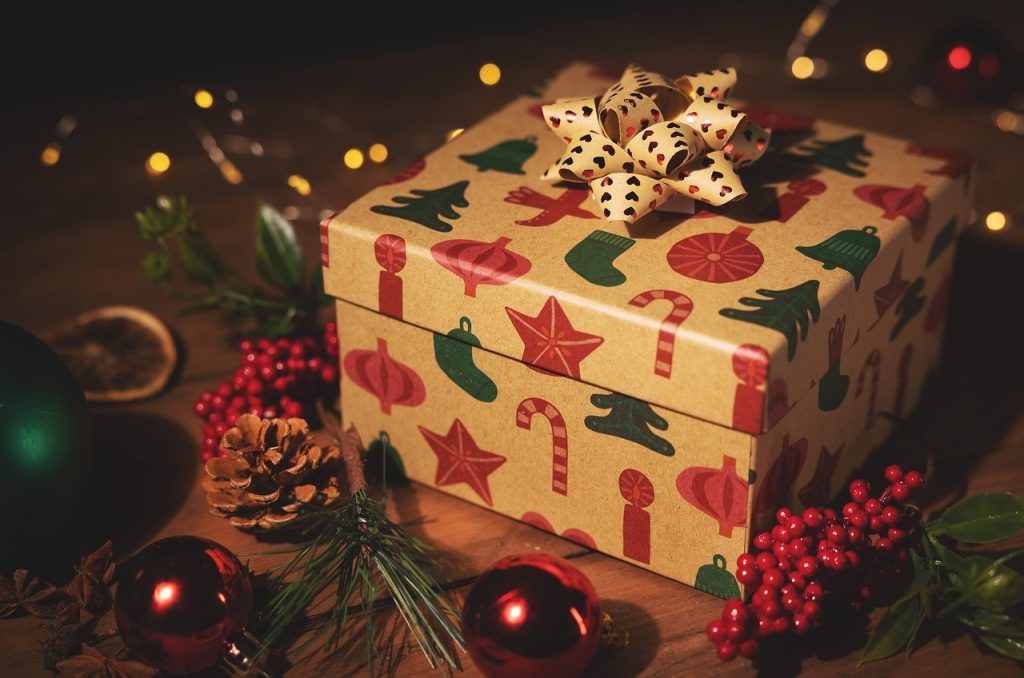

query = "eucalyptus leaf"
[960,609,1024,639]
[974,630,1024,661]
[929,493,1024,544]
[255,205,305,295]
[861,594,924,663]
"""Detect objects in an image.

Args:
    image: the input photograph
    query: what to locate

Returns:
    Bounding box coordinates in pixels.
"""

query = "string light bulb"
[864,48,890,73]
[344,148,364,169]
[193,89,214,109]
[219,161,243,185]
[947,45,972,71]
[146,152,171,176]
[40,142,61,166]
[790,56,815,80]
[368,143,388,163]
[479,63,501,86]
[985,211,1008,231]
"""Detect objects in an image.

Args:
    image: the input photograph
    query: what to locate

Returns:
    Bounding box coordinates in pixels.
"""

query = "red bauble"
[115,536,254,675]
[462,553,602,678]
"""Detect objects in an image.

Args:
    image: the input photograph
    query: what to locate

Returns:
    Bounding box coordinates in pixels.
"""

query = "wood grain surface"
[2,4,1023,676]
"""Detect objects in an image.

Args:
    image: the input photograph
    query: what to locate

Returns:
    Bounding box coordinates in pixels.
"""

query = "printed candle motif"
[731,344,769,435]
[628,290,694,378]
[667,226,764,283]
[619,469,654,564]
[343,338,425,415]
[516,398,569,495]
[431,236,532,297]
[374,234,406,319]
[676,455,748,538]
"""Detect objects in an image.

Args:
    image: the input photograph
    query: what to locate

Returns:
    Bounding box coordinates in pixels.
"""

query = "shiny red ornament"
[115,536,253,676]
[462,553,602,678]
[343,337,426,414]
[667,226,764,283]
[676,455,749,537]
[431,236,532,297]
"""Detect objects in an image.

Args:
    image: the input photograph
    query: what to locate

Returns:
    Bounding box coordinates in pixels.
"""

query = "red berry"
[802,599,822,619]
[888,528,907,544]
[849,510,868,528]
[782,592,802,612]
[875,537,894,553]
[763,568,785,589]
[787,517,806,539]
[739,638,759,658]
[706,619,726,642]
[776,556,792,572]
[737,553,756,569]
[716,641,738,661]
[884,464,904,483]
[891,481,910,501]
[724,620,745,641]
[904,470,923,489]
[755,552,778,571]
[788,571,807,590]
[775,507,792,523]
[823,508,838,522]
[831,552,849,570]
[845,550,861,569]
[772,617,790,634]
[849,484,870,504]
[722,599,747,623]
[797,556,818,577]
[757,616,774,637]
[773,541,788,559]
[803,508,824,529]
[792,614,811,635]
[754,532,774,551]
[870,515,885,532]
[193,400,209,416]
[864,498,883,516]
[787,539,808,558]
[842,502,859,517]
[737,566,760,585]
[246,380,264,395]
[826,524,847,545]
[307,357,323,372]
[757,586,778,603]
[760,600,782,619]
[320,365,338,383]
[881,506,901,526]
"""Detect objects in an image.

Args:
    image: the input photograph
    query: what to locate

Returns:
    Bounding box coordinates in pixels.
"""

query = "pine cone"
[204,414,342,530]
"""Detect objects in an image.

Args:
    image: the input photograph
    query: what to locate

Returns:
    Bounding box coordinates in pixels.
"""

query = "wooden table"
[3,5,1024,676]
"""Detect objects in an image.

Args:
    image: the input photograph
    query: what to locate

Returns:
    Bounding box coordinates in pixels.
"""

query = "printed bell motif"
[694,554,741,600]
[459,136,538,175]
[796,226,880,290]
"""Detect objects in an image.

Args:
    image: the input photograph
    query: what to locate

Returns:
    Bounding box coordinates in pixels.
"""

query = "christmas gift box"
[321,62,972,594]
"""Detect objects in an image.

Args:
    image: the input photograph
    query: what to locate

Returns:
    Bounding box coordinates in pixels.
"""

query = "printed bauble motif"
[344,338,426,415]
[431,236,532,297]
[667,226,764,283]
[676,455,748,537]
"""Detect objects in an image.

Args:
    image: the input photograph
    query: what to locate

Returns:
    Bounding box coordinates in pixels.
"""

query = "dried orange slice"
[46,306,177,402]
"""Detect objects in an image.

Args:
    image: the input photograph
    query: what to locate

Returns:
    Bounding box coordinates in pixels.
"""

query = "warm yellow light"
[220,161,243,185]
[446,128,465,142]
[985,211,1008,231]
[194,89,214,109]
[146,152,171,175]
[791,56,815,80]
[368,143,388,163]
[40,142,61,166]
[800,8,826,36]
[479,63,501,86]
[993,109,1020,133]
[287,174,312,196]
[343,148,364,169]
[864,48,890,73]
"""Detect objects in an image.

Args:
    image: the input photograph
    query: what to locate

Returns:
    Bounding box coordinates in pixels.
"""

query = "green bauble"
[0,321,92,565]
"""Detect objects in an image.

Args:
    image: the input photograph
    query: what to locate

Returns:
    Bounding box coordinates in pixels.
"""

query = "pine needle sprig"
[256,411,465,673]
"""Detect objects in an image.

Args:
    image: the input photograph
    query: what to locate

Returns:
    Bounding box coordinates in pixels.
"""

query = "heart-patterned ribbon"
[541,65,771,224]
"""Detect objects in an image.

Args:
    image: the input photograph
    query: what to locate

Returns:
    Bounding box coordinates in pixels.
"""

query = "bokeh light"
[790,56,815,80]
[368,143,388,163]
[220,161,243,184]
[194,89,214,109]
[40,142,61,166]
[344,148,364,169]
[985,211,1008,231]
[479,63,501,86]
[446,128,465,142]
[864,49,890,73]
[947,45,972,71]
[146,152,171,175]
[287,174,312,196]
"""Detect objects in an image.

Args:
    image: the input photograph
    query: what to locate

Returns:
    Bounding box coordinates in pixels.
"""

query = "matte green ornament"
[459,136,538,175]
[796,226,880,290]
[433,317,498,402]
[694,554,741,600]
[0,321,92,566]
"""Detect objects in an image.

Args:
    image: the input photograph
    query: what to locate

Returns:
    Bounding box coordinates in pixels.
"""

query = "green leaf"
[255,205,305,295]
[929,492,1024,544]
[141,252,172,283]
[974,630,1024,661]
[861,594,925,663]
[176,231,228,286]
[960,609,1024,638]
[960,555,1024,613]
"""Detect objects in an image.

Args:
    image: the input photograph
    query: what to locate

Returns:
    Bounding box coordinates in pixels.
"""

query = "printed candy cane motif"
[856,349,882,430]
[894,344,914,417]
[516,398,569,495]
[628,290,694,378]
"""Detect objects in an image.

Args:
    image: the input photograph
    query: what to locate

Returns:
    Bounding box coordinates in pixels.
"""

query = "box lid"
[323,62,971,434]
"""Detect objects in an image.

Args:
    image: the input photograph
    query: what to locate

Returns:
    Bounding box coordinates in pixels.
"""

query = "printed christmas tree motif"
[418,418,506,506]
[818,316,850,412]
[868,251,910,330]
[786,134,873,177]
[584,392,675,457]
[505,296,604,379]
[694,555,741,601]
[370,181,469,233]
[504,186,597,226]
[798,444,844,507]
[755,434,808,513]
[720,280,821,361]
[459,136,538,175]
[796,226,880,290]
[927,217,956,265]
[564,230,636,287]
[905,143,972,179]
[891,277,926,341]
[434,317,498,403]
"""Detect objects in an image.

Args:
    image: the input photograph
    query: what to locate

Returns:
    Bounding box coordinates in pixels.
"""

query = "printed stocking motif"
[433,317,498,402]
[585,392,675,457]
[564,230,636,287]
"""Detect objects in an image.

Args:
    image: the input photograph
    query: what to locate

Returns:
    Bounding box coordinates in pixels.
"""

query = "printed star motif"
[869,251,910,329]
[505,296,604,378]
[418,419,506,506]
[798,444,845,507]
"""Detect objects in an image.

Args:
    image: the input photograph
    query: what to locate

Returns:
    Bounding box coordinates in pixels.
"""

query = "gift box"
[322,62,972,594]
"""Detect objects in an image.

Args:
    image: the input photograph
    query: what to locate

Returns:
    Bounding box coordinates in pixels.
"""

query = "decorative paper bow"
[541,65,771,224]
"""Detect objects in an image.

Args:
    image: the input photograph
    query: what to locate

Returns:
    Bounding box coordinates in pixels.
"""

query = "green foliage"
[861,492,1024,665]
[135,196,330,337]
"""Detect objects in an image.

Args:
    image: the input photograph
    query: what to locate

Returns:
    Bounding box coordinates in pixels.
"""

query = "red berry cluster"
[192,322,340,460]
[706,465,923,662]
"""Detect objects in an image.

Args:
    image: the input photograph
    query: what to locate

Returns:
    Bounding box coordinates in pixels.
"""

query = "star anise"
[56,645,157,678]
[41,601,82,671]
[0,569,59,618]
[66,541,115,615]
